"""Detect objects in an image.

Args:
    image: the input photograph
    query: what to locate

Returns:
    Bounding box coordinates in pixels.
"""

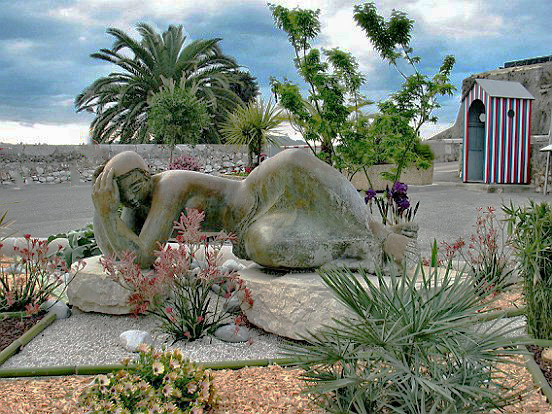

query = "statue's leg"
[243,212,364,269]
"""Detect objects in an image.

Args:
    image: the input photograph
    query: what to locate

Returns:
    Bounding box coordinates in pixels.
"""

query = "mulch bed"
[0,366,324,414]
[0,313,44,352]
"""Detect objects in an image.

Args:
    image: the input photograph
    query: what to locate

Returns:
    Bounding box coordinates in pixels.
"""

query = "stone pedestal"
[236,266,371,340]
[236,265,461,340]
[67,255,132,314]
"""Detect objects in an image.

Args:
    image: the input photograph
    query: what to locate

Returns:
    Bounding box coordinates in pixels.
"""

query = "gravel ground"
[2,311,288,369]
[2,309,527,370]
[476,316,528,337]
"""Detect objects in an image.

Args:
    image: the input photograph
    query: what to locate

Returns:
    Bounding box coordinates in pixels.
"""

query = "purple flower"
[395,197,410,212]
[364,189,377,204]
[392,181,408,195]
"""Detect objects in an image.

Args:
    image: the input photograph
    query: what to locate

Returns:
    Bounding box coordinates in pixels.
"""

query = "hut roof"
[473,79,535,100]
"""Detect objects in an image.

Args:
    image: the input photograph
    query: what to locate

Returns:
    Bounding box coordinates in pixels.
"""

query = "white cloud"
[1,39,35,55]
[0,121,89,145]
[47,0,263,32]
[419,121,454,140]
[403,0,504,39]
[317,6,379,74]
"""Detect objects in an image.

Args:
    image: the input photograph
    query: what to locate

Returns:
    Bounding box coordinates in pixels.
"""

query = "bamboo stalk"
[0,311,29,319]
[0,358,299,378]
[18,312,56,346]
[0,312,57,366]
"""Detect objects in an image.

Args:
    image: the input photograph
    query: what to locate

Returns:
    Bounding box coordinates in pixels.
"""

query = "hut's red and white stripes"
[462,79,534,184]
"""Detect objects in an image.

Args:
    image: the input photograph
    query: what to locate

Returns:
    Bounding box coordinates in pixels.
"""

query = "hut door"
[467,100,486,182]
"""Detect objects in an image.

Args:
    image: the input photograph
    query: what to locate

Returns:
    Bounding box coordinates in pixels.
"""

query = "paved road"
[0,163,549,256]
[0,183,94,237]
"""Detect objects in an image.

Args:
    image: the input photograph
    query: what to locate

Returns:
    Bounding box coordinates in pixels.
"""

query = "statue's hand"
[92,168,120,216]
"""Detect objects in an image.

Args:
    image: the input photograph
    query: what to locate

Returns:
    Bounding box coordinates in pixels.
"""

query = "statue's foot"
[392,222,419,239]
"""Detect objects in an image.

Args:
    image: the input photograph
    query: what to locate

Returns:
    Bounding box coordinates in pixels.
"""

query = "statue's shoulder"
[152,170,191,197]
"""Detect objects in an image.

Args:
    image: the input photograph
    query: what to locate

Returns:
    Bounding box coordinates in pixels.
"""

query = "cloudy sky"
[0,0,550,144]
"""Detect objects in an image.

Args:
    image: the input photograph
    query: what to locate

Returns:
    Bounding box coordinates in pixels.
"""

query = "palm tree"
[75,23,243,144]
[221,99,284,168]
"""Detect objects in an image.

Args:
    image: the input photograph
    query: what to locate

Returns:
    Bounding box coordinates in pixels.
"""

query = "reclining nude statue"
[92,149,417,270]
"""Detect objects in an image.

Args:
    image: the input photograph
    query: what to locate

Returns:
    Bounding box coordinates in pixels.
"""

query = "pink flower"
[25,302,40,315]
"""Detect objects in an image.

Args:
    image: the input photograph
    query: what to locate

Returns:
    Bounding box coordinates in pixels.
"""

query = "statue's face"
[115,168,152,209]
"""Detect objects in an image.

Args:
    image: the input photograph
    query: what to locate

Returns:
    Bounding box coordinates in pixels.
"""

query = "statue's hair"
[92,162,151,185]
[92,162,107,183]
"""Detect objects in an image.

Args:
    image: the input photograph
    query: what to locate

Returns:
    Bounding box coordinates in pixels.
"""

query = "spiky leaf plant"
[221,99,284,168]
[281,257,527,413]
[503,200,552,339]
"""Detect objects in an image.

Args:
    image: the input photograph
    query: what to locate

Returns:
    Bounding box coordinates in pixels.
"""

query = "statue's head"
[102,151,153,209]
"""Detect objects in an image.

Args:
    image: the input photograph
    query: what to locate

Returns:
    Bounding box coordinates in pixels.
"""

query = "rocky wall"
[0,144,250,185]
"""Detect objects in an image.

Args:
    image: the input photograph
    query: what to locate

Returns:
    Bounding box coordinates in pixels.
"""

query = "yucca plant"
[221,99,284,168]
[503,200,552,339]
[281,254,526,413]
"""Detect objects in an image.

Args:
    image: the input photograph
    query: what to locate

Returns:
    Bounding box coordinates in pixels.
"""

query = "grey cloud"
[0,0,550,134]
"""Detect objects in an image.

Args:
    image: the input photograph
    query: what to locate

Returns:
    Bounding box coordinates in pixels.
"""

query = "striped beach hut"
[462,79,535,183]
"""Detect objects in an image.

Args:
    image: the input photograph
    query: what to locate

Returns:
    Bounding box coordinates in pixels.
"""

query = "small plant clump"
[504,200,552,339]
[364,181,419,225]
[168,155,202,172]
[47,223,100,265]
[0,235,85,313]
[429,206,515,293]
[79,344,216,414]
[102,208,253,342]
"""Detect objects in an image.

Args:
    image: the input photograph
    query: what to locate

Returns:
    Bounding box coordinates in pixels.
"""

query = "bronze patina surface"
[92,149,415,269]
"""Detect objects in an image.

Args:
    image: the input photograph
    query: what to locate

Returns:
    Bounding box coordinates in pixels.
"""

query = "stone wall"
[530,135,552,192]
[426,138,462,162]
[0,144,250,185]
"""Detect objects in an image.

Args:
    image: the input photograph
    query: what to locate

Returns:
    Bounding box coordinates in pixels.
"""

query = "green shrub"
[0,235,84,313]
[79,345,216,413]
[281,257,525,413]
[503,200,552,339]
[47,223,100,265]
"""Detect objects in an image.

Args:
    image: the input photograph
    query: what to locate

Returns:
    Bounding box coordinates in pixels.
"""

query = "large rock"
[67,255,131,314]
[236,266,457,340]
[236,266,359,340]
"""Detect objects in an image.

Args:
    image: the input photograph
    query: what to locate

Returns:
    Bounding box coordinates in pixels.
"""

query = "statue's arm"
[92,169,175,268]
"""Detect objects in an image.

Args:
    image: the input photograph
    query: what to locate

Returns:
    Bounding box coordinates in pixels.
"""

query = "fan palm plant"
[221,99,285,168]
[281,255,528,413]
[75,23,243,144]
